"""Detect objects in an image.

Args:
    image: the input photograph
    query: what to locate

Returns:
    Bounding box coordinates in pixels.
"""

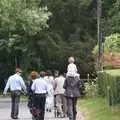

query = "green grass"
[105,69,120,76]
[78,97,120,120]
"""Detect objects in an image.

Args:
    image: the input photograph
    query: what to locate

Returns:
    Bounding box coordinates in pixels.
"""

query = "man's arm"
[3,79,10,95]
[31,81,35,92]
[63,78,67,89]
[20,77,27,93]
[74,64,78,72]
[53,78,58,90]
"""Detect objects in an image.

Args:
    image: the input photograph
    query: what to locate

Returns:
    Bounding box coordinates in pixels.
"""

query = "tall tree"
[39,0,97,77]
[0,0,51,89]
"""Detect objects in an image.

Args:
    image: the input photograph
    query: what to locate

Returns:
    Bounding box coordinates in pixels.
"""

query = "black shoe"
[12,117,19,119]
[49,109,52,112]
[46,108,48,112]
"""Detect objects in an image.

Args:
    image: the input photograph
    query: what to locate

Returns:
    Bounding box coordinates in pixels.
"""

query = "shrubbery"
[97,69,120,105]
[93,33,120,69]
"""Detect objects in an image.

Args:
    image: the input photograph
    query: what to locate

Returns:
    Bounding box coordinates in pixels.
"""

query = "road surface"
[0,98,69,120]
[0,97,84,120]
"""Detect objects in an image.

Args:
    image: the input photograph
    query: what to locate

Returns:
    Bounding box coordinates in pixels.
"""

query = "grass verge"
[78,97,120,120]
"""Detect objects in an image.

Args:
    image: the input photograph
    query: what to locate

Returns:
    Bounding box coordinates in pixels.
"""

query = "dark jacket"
[27,80,34,108]
[27,81,33,94]
[63,76,81,97]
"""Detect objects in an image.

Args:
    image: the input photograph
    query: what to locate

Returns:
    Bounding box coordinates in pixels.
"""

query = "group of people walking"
[3,56,82,120]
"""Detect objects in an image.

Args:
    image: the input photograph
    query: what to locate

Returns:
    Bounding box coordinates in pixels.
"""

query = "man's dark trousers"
[33,94,46,120]
[11,90,21,118]
[67,97,77,120]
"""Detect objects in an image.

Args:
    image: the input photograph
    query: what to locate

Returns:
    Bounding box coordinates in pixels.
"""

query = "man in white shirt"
[31,71,48,120]
[3,68,26,119]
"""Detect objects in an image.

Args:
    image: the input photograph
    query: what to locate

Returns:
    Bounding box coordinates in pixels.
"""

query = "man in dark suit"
[64,75,81,120]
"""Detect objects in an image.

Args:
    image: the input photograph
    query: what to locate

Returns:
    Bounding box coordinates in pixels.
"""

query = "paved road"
[0,98,69,120]
[0,98,84,120]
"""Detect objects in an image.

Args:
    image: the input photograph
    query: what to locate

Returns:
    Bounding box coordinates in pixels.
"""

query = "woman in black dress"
[27,71,39,118]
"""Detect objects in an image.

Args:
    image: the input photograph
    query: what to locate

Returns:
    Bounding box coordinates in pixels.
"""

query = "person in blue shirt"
[3,68,26,119]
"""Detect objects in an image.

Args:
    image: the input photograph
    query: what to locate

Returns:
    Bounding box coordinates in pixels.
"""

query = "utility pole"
[97,0,103,71]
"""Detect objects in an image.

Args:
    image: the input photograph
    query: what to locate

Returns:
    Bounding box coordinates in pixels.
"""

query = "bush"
[97,69,120,105]
[103,64,114,70]
[84,79,98,97]
[93,33,120,55]
[93,34,120,69]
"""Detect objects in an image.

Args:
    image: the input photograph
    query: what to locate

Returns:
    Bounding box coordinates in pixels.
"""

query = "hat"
[15,68,23,73]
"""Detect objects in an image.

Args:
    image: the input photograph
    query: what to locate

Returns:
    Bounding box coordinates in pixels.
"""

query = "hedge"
[97,69,120,105]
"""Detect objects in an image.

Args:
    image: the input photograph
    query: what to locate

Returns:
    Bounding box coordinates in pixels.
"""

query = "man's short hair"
[40,71,45,77]
[15,68,23,73]
[30,71,39,79]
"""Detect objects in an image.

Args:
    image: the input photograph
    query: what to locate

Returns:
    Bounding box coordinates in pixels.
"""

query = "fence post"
[87,74,90,83]
[107,86,112,106]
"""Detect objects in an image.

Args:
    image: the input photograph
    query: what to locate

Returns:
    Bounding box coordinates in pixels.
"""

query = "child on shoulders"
[66,56,79,77]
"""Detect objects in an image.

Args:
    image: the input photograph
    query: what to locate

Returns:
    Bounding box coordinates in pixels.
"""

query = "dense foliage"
[98,70,120,105]
[40,0,97,76]
[93,33,120,69]
[103,0,120,34]
[0,0,97,86]
[0,0,51,89]
[93,33,120,54]
[2,0,120,90]
[93,0,120,70]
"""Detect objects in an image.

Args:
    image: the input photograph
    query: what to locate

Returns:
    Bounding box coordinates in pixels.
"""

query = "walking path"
[0,97,84,120]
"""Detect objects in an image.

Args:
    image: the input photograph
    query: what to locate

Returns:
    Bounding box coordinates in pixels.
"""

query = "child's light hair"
[68,56,75,63]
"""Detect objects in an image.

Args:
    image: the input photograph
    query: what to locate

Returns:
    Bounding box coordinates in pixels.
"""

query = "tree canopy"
[0,0,51,87]
[1,0,120,90]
